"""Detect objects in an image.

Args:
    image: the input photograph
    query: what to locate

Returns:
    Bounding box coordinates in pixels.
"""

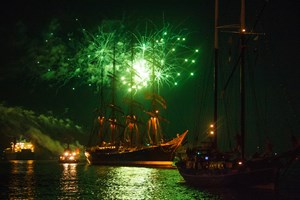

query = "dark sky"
[0,0,299,154]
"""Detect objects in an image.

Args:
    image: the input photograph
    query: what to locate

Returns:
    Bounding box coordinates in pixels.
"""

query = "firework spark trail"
[32,19,200,95]
[75,21,129,88]
[119,23,200,94]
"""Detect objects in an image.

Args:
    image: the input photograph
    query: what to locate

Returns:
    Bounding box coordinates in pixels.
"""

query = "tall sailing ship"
[176,0,299,188]
[84,27,188,167]
[84,85,188,168]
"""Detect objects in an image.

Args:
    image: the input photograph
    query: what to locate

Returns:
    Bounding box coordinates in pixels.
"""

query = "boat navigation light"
[238,161,243,165]
[209,124,214,135]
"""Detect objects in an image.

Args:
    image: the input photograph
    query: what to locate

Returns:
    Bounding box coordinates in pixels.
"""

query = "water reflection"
[58,163,79,199]
[104,167,156,199]
[89,166,221,200]
[1,161,282,199]
[8,160,36,199]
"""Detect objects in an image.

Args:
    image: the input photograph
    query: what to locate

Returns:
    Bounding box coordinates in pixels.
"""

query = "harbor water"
[0,160,299,200]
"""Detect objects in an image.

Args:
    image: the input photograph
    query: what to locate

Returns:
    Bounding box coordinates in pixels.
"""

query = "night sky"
[0,0,299,157]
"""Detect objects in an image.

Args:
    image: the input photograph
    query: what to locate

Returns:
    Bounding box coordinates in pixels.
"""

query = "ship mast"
[127,43,140,147]
[129,45,135,147]
[147,39,164,145]
[240,0,246,160]
[151,39,158,145]
[107,40,122,144]
[213,0,219,150]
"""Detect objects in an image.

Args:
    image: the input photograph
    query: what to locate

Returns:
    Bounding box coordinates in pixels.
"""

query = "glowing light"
[209,124,215,135]
[132,58,151,87]
[12,140,35,153]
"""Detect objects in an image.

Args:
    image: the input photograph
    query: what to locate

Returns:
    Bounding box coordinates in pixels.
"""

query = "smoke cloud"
[0,103,86,158]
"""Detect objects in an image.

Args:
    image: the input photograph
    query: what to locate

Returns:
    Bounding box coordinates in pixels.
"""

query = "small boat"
[3,137,35,160]
[59,144,80,163]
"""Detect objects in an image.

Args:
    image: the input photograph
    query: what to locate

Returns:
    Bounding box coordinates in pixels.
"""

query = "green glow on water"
[4,161,283,199]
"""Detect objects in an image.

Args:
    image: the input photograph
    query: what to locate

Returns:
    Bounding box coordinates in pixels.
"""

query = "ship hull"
[85,131,188,168]
[4,150,35,160]
[176,147,300,188]
[85,144,176,168]
[176,165,276,187]
[59,159,79,164]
